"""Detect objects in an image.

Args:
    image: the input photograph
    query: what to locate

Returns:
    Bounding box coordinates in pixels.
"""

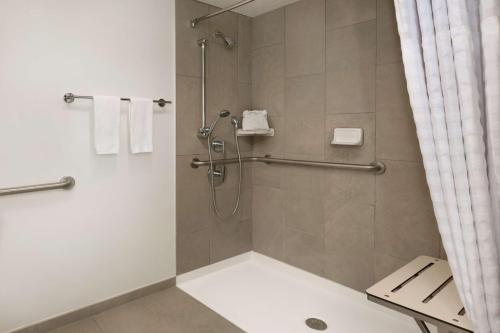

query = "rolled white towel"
[242,110,270,131]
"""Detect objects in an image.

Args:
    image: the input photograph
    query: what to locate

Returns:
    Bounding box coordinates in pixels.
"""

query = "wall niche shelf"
[236,128,275,137]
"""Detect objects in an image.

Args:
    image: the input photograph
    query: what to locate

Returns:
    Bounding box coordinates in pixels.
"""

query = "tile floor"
[47,287,243,333]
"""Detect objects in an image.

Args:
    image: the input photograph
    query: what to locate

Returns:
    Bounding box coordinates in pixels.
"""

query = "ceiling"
[197,0,301,17]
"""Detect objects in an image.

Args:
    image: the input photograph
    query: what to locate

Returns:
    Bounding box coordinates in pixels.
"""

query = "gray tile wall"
[250,0,442,291]
[176,0,253,274]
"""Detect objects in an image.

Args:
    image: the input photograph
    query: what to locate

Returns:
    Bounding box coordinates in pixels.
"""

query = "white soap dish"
[331,128,363,146]
[236,128,275,137]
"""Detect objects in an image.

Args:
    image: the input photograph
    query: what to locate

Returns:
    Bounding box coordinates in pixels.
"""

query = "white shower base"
[177,252,436,333]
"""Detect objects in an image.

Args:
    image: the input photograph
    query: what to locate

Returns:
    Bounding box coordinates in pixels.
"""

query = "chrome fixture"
[206,111,242,218]
[215,30,235,49]
[64,93,171,107]
[211,137,225,153]
[198,38,209,137]
[191,0,255,28]
[192,156,386,174]
[0,176,75,197]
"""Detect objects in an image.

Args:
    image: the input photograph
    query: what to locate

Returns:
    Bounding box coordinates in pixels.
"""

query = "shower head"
[214,30,235,49]
[207,110,231,135]
[231,117,239,129]
[219,110,231,118]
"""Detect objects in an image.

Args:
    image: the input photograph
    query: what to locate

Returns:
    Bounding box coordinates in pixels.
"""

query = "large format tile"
[251,44,285,116]
[326,20,376,69]
[210,216,252,263]
[285,0,325,77]
[376,62,421,162]
[324,202,375,291]
[284,227,325,276]
[324,113,375,164]
[326,21,376,114]
[252,185,285,260]
[251,8,284,49]
[177,228,211,274]
[93,300,175,333]
[374,252,408,281]
[206,42,238,119]
[323,169,375,206]
[285,116,325,157]
[47,319,102,333]
[326,65,375,114]
[283,165,325,236]
[285,74,325,119]
[176,76,207,155]
[252,161,283,189]
[176,155,210,234]
[56,288,244,333]
[375,160,440,261]
[237,15,252,84]
[135,288,243,332]
[326,0,376,30]
[253,116,285,155]
[285,116,325,160]
[377,0,402,64]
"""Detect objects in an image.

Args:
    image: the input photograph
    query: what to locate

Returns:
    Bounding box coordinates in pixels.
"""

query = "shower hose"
[207,118,242,219]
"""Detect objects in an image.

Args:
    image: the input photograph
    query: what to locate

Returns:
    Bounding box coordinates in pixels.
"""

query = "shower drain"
[305,318,328,331]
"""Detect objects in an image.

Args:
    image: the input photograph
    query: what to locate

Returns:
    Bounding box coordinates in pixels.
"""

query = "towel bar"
[0,177,75,196]
[63,93,171,107]
[366,256,473,333]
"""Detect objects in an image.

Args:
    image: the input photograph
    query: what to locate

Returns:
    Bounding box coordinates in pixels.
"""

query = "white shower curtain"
[393,1,500,332]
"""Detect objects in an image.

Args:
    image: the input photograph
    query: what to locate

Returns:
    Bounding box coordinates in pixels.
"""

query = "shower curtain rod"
[191,155,386,174]
[191,0,255,27]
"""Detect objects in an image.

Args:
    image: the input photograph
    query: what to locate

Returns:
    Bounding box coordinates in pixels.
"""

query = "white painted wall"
[0,1,176,332]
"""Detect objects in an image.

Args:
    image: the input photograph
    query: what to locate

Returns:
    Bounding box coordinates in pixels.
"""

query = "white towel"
[129,97,153,153]
[94,96,121,155]
[242,110,270,130]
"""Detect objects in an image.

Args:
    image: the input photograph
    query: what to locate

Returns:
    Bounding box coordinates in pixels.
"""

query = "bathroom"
[0,0,498,332]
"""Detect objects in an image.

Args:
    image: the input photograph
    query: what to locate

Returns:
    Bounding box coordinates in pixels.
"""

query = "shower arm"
[191,0,255,28]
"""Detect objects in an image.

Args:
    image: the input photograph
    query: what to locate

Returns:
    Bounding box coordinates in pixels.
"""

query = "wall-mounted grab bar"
[191,0,255,27]
[63,93,171,107]
[0,177,75,197]
[191,156,386,174]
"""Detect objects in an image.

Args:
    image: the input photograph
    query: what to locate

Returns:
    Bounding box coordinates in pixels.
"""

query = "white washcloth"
[129,97,153,153]
[242,110,270,130]
[94,96,121,155]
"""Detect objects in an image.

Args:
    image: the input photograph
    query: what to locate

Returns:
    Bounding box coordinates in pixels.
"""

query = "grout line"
[325,18,377,33]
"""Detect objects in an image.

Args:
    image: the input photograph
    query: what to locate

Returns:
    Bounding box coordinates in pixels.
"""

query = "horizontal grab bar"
[0,177,75,197]
[191,156,386,174]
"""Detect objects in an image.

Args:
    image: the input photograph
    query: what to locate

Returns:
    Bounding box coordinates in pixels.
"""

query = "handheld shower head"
[231,117,239,129]
[219,110,231,118]
[207,110,231,135]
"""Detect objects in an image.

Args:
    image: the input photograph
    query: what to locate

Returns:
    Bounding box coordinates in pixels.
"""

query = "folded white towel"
[242,110,270,130]
[129,97,153,154]
[94,96,121,155]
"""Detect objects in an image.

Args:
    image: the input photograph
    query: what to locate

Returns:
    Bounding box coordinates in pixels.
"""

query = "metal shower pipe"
[191,0,255,28]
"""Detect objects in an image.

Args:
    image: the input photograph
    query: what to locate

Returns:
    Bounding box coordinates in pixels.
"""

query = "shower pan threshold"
[177,252,436,333]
